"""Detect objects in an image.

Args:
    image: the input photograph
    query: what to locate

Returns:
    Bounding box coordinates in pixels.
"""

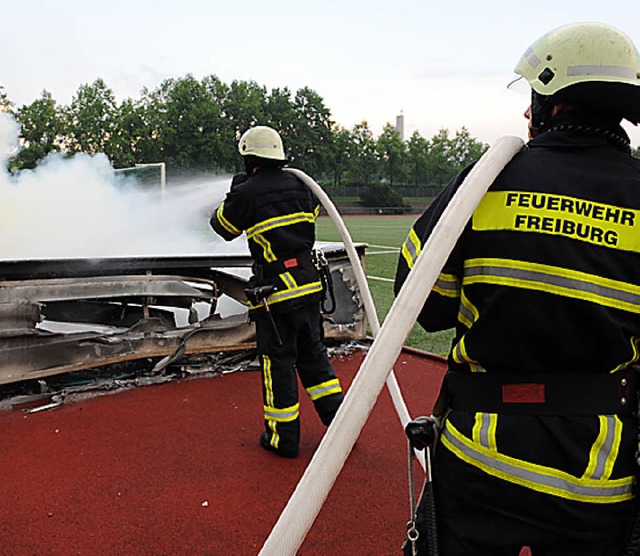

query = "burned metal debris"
[0,244,367,388]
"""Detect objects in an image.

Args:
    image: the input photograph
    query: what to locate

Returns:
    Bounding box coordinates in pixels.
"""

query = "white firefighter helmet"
[513,22,640,96]
[237,126,286,161]
[511,22,640,127]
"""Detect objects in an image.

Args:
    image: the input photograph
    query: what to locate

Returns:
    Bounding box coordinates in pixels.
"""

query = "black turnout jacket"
[210,167,322,317]
[394,118,640,522]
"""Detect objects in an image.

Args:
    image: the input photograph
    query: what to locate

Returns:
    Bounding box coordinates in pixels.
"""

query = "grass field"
[316,215,455,356]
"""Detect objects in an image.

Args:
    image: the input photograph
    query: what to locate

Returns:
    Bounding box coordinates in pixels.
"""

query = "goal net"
[114,163,166,194]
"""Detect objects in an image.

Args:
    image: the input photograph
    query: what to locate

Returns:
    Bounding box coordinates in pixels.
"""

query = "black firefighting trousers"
[256,302,344,456]
[406,410,637,556]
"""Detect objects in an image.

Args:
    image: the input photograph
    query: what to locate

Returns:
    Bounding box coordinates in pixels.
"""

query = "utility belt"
[255,251,315,279]
[445,368,637,416]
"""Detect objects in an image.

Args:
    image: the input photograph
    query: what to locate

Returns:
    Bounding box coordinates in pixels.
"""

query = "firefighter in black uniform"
[396,23,640,555]
[210,125,344,458]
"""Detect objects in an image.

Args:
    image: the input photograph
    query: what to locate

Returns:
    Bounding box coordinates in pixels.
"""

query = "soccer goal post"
[114,163,166,194]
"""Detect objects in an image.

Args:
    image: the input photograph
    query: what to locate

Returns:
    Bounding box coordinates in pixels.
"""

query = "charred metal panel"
[0,244,367,385]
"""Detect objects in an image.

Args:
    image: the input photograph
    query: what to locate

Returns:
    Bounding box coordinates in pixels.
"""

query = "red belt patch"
[283,258,299,268]
[502,383,545,404]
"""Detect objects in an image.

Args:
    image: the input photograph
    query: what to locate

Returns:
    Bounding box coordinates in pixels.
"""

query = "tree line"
[3,76,637,192]
[0,76,489,191]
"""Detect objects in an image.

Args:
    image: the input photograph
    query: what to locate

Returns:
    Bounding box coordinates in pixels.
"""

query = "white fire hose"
[285,167,425,470]
[261,136,525,555]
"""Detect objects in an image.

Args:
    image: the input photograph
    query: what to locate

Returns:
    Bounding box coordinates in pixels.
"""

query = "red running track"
[0,347,532,555]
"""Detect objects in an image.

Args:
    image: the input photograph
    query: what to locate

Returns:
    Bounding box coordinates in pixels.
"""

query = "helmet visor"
[507,74,530,94]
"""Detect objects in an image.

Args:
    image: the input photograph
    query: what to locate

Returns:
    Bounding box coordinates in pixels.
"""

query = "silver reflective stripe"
[458,302,474,327]
[433,274,459,297]
[267,281,323,304]
[402,228,421,269]
[451,336,486,372]
[464,263,640,313]
[264,404,300,422]
[442,423,634,502]
[586,416,622,481]
[247,212,315,238]
[567,65,637,79]
[478,413,492,449]
[525,47,541,70]
[307,379,342,401]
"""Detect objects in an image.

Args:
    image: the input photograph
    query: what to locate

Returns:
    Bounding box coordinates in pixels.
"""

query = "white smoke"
[0,111,243,260]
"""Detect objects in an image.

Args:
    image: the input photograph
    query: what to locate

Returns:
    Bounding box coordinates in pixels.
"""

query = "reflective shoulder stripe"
[464,258,640,314]
[401,228,422,269]
[216,202,242,236]
[442,420,634,503]
[433,273,460,298]
[246,211,316,238]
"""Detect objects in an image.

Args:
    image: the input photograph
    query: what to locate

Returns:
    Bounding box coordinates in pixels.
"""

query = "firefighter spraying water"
[209,125,344,459]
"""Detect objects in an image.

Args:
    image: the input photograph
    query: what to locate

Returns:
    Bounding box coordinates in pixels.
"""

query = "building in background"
[395,112,404,141]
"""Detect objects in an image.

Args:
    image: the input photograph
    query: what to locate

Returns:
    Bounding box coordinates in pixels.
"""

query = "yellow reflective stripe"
[583,416,622,481]
[457,288,478,329]
[401,228,422,270]
[252,233,276,262]
[247,281,324,310]
[464,258,640,314]
[472,412,498,451]
[452,336,486,372]
[433,272,460,298]
[314,205,320,219]
[306,379,342,401]
[280,272,297,289]
[266,421,279,448]
[264,403,300,423]
[246,211,316,238]
[612,337,640,373]
[473,191,640,253]
[262,355,274,407]
[216,202,242,236]
[442,421,634,503]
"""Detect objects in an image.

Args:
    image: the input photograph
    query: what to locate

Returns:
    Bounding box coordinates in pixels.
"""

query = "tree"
[449,127,488,170]
[426,129,456,186]
[0,85,12,113]
[149,74,227,170]
[376,122,406,187]
[406,131,430,187]
[326,126,352,186]
[108,98,146,168]
[347,121,378,186]
[222,80,268,172]
[264,87,297,139]
[288,87,334,178]
[64,78,118,156]
[11,90,64,170]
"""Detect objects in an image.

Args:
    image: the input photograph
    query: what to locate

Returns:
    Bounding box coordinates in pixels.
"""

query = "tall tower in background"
[395,111,405,141]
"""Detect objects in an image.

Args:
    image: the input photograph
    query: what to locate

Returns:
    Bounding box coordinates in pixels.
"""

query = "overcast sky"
[1,0,639,146]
